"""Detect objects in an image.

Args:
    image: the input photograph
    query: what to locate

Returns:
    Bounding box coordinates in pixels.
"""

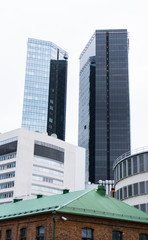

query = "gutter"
[52,211,56,240]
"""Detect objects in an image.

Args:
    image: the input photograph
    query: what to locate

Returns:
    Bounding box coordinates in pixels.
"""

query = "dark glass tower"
[22,38,68,140]
[78,29,130,183]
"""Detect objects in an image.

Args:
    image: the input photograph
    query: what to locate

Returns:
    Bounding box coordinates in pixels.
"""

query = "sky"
[0,0,148,151]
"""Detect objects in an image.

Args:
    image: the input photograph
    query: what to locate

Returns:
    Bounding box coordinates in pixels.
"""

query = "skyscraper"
[22,38,68,140]
[78,29,130,183]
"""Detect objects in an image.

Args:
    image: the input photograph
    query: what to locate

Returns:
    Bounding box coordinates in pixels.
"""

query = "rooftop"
[0,187,148,224]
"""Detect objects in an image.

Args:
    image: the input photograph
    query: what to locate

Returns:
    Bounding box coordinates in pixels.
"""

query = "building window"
[6,230,12,240]
[0,230,1,240]
[128,185,132,197]
[20,228,27,240]
[127,159,131,176]
[139,155,144,172]
[82,228,93,240]
[36,226,44,240]
[133,183,138,196]
[133,156,138,174]
[123,161,126,177]
[112,231,122,240]
[123,186,127,199]
[140,204,146,212]
[140,181,145,194]
[139,234,148,240]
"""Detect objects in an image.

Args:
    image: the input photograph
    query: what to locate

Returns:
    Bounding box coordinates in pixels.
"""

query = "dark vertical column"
[106,32,110,180]
[47,56,67,140]
[54,49,59,131]
[89,57,96,183]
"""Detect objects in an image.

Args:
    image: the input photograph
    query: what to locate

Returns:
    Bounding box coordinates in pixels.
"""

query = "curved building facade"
[113,147,148,213]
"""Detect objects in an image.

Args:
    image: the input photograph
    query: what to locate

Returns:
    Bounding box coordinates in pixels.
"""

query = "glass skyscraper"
[79,29,130,183]
[22,38,68,140]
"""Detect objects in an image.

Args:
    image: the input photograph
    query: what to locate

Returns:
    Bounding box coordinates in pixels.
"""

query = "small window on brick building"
[36,226,44,240]
[82,228,93,240]
[6,230,12,240]
[0,230,1,240]
[20,228,27,240]
[112,231,122,240]
[139,234,148,240]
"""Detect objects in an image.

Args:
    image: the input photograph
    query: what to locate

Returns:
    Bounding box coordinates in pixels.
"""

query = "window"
[0,230,1,240]
[139,234,148,240]
[133,156,137,174]
[127,159,131,175]
[112,231,122,240]
[140,182,145,194]
[20,228,27,240]
[82,228,93,240]
[133,183,138,195]
[36,226,44,240]
[123,161,126,177]
[123,186,127,199]
[6,230,12,240]
[128,185,132,197]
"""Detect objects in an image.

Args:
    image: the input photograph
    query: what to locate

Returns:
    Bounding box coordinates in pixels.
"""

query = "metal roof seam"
[58,189,93,210]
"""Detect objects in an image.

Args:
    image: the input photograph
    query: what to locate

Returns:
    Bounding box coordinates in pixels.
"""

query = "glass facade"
[79,29,130,182]
[22,38,68,140]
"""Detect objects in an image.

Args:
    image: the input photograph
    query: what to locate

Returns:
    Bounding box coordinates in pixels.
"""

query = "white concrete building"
[0,129,85,204]
[113,147,148,213]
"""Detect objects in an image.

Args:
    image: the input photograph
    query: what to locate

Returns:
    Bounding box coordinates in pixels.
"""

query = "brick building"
[0,186,148,240]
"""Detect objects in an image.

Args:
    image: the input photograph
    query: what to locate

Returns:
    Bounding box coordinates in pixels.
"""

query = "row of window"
[33,165,63,177]
[24,94,48,102]
[0,226,44,240]
[34,156,64,168]
[134,203,148,213]
[0,191,13,199]
[114,153,148,183]
[0,153,16,162]
[0,228,147,240]
[0,137,17,146]
[0,172,15,180]
[23,125,46,133]
[26,71,49,78]
[32,174,63,186]
[115,181,148,201]
[0,162,16,171]
[32,184,62,194]
[0,181,14,190]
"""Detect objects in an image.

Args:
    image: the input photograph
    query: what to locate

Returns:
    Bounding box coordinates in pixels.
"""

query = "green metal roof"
[0,188,148,224]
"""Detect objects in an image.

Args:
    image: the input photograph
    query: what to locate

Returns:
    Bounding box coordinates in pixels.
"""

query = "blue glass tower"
[79,29,130,182]
[22,38,68,140]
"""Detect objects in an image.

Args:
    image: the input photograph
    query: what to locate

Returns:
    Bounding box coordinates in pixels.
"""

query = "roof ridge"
[57,188,93,211]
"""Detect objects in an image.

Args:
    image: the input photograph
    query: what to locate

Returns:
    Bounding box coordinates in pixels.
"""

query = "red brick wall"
[0,212,148,239]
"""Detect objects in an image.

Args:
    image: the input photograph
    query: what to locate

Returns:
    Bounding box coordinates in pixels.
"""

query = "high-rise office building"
[22,38,68,140]
[79,29,130,183]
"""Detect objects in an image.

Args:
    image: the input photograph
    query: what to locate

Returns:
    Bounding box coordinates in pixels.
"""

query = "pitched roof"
[0,187,148,224]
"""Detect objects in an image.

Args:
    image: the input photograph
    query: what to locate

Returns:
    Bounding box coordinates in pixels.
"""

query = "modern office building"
[22,38,68,140]
[0,129,85,204]
[79,29,130,183]
[113,147,148,213]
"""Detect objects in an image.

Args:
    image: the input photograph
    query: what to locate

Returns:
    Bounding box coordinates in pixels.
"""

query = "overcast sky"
[0,0,148,151]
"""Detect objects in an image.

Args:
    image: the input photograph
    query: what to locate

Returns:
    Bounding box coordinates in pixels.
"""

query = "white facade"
[0,129,85,204]
[113,148,148,213]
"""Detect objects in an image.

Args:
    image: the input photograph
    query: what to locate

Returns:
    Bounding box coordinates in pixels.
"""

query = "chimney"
[97,185,106,196]
[63,189,69,194]
[37,194,43,199]
[13,198,22,203]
